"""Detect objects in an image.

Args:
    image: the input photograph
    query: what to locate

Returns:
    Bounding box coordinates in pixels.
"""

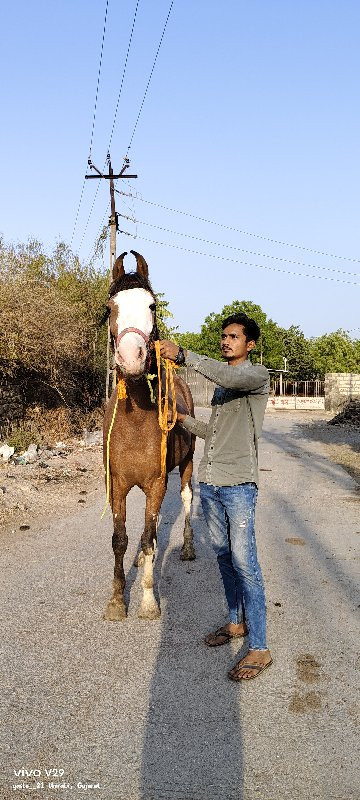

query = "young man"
[159,312,272,682]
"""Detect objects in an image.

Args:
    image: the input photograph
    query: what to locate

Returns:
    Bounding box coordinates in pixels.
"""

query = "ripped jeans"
[200,482,267,651]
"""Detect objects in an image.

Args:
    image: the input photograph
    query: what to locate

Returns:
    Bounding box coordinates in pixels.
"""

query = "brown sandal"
[204,626,247,648]
[228,658,273,681]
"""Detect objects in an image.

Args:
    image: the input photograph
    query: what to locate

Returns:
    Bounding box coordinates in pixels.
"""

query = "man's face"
[220,323,255,364]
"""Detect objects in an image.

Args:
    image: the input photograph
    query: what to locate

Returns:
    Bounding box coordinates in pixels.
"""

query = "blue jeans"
[200,482,267,651]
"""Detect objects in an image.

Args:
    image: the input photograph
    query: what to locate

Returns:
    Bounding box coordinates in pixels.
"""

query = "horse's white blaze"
[181,484,192,516]
[112,288,154,375]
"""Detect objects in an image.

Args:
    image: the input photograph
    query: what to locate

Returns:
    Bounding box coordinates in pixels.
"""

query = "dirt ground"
[0,436,104,534]
[0,410,359,536]
[296,410,360,486]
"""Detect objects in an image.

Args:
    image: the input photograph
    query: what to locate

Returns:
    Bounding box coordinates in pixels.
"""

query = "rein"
[101,342,178,519]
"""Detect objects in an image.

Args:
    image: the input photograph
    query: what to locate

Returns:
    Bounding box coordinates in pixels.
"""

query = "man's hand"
[159,340,181,361]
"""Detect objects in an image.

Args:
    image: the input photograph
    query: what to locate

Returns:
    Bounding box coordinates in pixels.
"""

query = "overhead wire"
[118,230,360,287]
[107,0,141,154]
[117,190,360,266]
[126,217,360,278]
[70,0,110,247]
[124,1,174,159]
[86,202,110,266]
[75,0,141,255]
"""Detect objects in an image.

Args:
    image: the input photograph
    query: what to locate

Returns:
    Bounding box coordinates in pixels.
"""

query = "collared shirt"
[182,351,269,487]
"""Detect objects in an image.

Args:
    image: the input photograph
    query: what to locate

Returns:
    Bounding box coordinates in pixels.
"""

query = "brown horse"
[102,250,195,621]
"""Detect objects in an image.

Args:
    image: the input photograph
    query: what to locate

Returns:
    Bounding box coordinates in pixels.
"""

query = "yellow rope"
[154,341,178,477]
[101,378,127,519]
[145,373,157,403]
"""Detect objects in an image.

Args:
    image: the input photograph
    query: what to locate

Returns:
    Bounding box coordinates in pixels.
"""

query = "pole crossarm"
[85,174,138,179]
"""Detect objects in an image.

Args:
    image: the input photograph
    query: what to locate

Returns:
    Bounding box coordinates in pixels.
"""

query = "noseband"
[115,327,150,349]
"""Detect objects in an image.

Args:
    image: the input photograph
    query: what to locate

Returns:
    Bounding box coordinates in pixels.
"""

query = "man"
[159,312,272,682]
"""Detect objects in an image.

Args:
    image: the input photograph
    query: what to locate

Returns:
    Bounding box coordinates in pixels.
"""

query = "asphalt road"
[1,411,359,800]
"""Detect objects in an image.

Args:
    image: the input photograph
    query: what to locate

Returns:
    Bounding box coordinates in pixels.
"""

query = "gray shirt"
[182,351,269,487]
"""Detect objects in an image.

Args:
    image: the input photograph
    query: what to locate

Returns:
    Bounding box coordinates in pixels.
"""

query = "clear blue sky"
[1,0,360,339]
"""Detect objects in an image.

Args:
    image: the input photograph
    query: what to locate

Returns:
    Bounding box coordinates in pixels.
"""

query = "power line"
[129,218,359,279]
[74,2,173,253]
[117,190,360,266]
[86,202,110,265]
[120,231,360,287]
[107,0,140,153]
[89,0,110,159]
[74,2,140,254]
[124,1,174,158]
[77,180,103,253]
[70,0,110,247]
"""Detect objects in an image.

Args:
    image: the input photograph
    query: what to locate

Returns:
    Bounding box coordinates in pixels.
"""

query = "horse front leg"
[179,453,196,561]
[103,495,128,621]
[137,479,166,620]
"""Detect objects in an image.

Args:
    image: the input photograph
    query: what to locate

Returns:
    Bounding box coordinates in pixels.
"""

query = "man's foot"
[228,649,272,681]
[204,622,248,647]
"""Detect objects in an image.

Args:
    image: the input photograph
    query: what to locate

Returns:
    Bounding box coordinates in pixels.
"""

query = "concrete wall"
[181,367,326,410]
[267,396,325,410]
[183,367,360,413]
[324,373,360,412]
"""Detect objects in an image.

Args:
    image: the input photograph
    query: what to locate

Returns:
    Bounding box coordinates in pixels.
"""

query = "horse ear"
[130,250,149,280]
[113,252,127,282]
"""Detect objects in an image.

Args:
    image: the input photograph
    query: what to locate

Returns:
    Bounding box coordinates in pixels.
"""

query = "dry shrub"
[8,405,105,449]
[0,275,106,408]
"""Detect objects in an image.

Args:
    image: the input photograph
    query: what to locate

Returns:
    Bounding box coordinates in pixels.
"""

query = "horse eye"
[149,303,156,312]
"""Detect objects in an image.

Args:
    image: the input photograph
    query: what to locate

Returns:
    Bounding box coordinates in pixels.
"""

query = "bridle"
[114,327,150,349]
[112,319,158,374]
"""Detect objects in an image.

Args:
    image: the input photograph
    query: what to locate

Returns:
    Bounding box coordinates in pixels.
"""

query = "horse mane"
[109,271,155,299]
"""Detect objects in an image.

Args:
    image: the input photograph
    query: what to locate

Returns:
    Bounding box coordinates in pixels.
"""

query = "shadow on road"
[140,480,245,800]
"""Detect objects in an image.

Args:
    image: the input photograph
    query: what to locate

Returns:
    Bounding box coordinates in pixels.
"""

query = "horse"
[102,250,196,621]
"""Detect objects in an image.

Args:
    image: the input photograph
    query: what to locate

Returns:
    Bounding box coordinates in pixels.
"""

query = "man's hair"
[221,312,261,343]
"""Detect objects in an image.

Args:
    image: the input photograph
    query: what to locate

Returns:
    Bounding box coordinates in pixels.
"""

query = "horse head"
[105,250,158,379]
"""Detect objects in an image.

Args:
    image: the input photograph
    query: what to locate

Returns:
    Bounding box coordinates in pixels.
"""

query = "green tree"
[310,330,359,377]
[281,326,316,380]
[178,300,286,367]
[155,293,178,340]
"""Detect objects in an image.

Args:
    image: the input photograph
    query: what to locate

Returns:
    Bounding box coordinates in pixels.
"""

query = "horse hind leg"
[103,496,128,621]
[179,453,196,561]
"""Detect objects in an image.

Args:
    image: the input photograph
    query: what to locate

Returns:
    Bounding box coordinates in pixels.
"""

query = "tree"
[281,326,316,380]
[155,294,178,340]
[310,330,359,377]
[178,300,286,368]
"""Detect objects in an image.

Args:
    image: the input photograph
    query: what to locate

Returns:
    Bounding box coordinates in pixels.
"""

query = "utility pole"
[85,154,138,401]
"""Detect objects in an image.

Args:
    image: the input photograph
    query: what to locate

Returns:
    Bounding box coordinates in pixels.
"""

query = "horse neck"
[118,373,155,410]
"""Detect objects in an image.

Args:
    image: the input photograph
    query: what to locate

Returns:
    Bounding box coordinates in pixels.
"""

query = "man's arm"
[172,398,208,440]
[181,415,208,439]
[159,341,269,392]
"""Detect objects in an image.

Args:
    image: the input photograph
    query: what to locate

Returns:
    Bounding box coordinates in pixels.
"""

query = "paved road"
[1,411,359,800]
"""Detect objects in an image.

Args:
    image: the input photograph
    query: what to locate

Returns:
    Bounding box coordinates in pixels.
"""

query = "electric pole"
[85,154,138,401]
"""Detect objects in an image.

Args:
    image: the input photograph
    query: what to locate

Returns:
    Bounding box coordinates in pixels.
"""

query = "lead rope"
[101,347,177,518]
[101,377,127,520]
[154,341,178,477]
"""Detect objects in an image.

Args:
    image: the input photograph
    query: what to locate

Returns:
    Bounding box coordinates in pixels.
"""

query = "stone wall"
[324,373,360,412]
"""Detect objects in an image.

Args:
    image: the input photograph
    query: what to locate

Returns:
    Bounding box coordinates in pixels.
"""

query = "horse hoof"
[103,600,127,621]
[180,545,196,561]
[137,602,161,620]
